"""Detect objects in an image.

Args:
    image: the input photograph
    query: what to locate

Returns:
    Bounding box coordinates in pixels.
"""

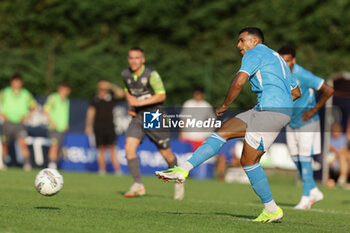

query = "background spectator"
[43,81,71,169]
[329,123,350,187]
[179,86,216,150]
[0,74,37,171]
[85,79,124,175]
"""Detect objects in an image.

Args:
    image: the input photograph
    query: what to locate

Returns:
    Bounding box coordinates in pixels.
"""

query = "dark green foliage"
[0,0,349,107]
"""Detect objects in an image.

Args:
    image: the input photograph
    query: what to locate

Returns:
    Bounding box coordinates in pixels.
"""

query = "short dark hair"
[129,47,144,54]
[98,78,109,83]
[278,45,296,58]
[239,27,264,43]
[194,86,204,93]
[58,80,71,88]
[10,73,23,82]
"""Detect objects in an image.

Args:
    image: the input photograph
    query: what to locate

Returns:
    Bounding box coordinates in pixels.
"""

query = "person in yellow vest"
[43,81,71,169]
[0,74,37,171]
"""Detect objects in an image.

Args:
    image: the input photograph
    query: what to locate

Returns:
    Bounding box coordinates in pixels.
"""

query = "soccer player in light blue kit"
[156,28,301,223]
[278,45,334,209]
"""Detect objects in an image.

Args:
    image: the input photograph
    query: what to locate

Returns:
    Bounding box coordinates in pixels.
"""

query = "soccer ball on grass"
[34,168,64,196]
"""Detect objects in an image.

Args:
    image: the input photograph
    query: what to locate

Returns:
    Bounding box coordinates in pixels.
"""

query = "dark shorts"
[94,127,116,146]
[48,130,65,146]
[1,122,27,143]
[126,112,170,149]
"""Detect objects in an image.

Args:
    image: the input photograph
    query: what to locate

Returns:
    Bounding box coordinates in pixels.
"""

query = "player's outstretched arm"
[302,83,334,121]
[110,83,125,99]
[216,72,249,116]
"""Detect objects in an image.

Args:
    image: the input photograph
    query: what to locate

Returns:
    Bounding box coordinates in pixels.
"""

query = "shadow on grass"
[163,212,208,216]
[162,211,256,221]
[34,206,60,210]
[215,212,255,220]
[341,200,350,205]
[277,202,295,207]
[116,191,171,199]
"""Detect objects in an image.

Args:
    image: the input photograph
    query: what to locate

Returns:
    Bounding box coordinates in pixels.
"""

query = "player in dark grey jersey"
[123,47,184,200]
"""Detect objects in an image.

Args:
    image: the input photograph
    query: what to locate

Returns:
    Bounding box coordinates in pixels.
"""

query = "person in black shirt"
[85,79,124,175]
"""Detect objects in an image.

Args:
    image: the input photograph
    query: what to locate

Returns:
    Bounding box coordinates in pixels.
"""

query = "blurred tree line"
[0,0,349,108]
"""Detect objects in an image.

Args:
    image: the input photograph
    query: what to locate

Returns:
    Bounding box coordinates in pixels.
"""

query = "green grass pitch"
[0,168,349,233]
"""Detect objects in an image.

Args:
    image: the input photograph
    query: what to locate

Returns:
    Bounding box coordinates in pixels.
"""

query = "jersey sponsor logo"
[141,77,148,86]
[143,110,161,129]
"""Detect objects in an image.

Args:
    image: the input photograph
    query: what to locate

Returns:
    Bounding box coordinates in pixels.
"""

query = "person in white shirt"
[179,86,216,150]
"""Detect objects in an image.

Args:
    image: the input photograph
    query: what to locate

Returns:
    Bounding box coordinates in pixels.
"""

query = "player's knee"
[124,143,137,155]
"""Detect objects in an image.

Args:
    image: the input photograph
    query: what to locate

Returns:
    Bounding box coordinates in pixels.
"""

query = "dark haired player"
[278,45,333,209]
[156,28,301,222]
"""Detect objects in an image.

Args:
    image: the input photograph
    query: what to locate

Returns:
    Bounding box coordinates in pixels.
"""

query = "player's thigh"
[145,126,171,150]
[298,121,321,156]
[1,122,15,144]
[244,110,290,152]
[48,130,64,147]
[312,121,321,155]
[15,124,28,147]
[14,123,28,139]
[286,126,298,156]
[126,115,144,141]
[216,117,247,140]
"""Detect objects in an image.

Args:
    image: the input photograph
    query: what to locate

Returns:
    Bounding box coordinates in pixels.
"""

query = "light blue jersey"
[239,44,297,117]
[289,64,324,129]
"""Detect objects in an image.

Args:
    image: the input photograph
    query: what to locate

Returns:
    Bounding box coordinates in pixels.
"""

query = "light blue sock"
[299,156,316,196]
[291,155,302,176]
[187,133,226,168]
[243,163,273,203]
